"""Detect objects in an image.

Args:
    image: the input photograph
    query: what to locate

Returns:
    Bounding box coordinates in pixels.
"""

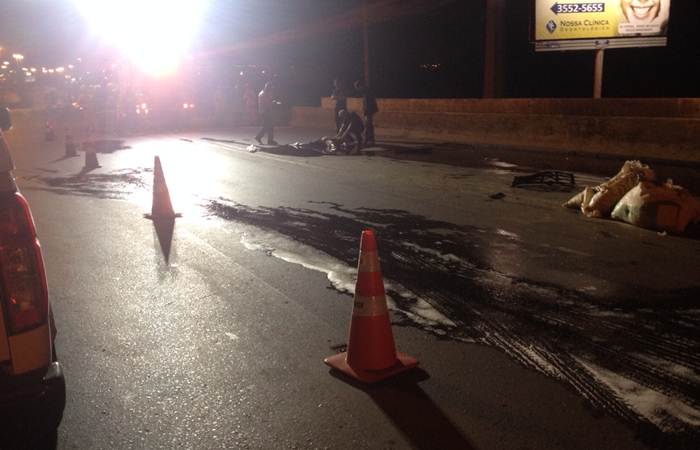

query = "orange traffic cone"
[325,229,418,383]
[145,156,179,220]
[84,150,100,169]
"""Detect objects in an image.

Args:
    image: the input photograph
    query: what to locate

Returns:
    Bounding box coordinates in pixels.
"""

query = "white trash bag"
[611,180,700,234]
[563,160,656,218]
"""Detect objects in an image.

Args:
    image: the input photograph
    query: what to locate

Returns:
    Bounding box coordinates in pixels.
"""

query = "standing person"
[331,78,347,132]
[255,82,278,145]
[243,83,258,126]
[354,80,378,146]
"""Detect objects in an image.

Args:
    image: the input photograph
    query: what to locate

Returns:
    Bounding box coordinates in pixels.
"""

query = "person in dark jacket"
[331,78,347,132]
[354,80,378,146]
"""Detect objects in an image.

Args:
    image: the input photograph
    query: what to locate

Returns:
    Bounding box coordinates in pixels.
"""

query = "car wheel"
[31,429,58,450]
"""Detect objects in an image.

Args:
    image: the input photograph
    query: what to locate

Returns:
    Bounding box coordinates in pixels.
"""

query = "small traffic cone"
[145,156,179,220]
[65,135,77,157]
[325,229,417,383]
[44,121,56,141]
[83,150,100,170]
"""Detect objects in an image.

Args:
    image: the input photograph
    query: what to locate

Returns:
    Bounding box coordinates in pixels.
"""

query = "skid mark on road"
[36,168,150,199]
[206,198,700,449]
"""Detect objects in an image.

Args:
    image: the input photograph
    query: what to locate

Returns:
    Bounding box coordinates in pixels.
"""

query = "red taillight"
[0,193,48,335]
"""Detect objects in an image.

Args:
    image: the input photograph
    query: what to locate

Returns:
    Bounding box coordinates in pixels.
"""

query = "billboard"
[532,1,671,51]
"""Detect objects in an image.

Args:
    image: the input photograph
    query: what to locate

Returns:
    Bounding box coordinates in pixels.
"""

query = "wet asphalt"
[4,123,700,449]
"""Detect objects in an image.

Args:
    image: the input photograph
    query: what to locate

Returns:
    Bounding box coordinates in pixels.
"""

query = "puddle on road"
[206,198,700,448]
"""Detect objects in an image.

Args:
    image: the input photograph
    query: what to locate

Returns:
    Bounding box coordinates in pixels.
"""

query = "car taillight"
[0,192,48,335]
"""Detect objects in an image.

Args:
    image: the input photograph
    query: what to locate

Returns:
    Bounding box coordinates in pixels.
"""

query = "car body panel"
[0,125,14,173]
[0,306,9,361]
[0,131,12,365]
[0,117,65,446]
[9,324,52,375]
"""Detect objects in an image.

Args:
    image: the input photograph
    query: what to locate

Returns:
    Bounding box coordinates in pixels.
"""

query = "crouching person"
[335,109,364,155]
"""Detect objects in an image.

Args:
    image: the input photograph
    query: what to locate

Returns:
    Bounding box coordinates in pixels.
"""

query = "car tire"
[31,429,58,450]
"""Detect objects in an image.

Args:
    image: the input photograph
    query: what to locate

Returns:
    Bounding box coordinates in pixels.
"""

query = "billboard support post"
[593,48,604,98]
[484,0,506,98]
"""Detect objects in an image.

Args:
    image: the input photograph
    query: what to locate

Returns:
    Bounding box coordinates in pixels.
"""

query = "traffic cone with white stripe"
[145,156,179,220]
[325,229,418,383]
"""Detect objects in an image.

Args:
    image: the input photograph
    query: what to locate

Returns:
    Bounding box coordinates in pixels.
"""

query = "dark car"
[0,107,65,450]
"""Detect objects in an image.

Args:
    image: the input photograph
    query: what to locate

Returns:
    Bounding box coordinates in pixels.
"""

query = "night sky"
[1,0,698,100]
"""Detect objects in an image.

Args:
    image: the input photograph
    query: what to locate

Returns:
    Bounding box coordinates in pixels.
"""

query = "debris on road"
[611,180,700,234]
[564,160,655,218]
[564,160,700,233]
[489,192,506,200]
[290,140,326,154]
[512,170,576,191]
[246,142,323,157]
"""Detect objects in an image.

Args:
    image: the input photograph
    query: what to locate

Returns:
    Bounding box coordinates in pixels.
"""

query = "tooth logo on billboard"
[534,0,671,42]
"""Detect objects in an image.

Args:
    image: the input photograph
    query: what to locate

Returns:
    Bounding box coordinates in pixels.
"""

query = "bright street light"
[73,0,210,77]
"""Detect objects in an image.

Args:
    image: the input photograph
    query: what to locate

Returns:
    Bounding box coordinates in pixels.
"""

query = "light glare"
[73,0,209,76]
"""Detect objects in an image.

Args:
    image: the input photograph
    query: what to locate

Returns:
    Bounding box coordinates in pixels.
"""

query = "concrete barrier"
[295,98,700,163]
[320,97,700,119]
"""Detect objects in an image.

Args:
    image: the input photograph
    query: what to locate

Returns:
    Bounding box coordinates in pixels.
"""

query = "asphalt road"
[6,125,700,449]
